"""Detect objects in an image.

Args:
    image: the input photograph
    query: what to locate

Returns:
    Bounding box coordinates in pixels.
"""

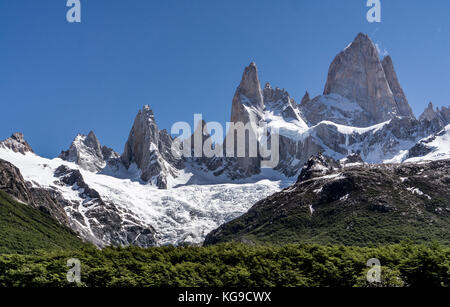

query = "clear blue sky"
[1,0,449,157]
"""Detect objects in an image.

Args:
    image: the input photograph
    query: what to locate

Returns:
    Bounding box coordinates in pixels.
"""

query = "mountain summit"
[323,33,414,124]
[121,105,183,188]
[59,131,119,172]
[230,62,264,124]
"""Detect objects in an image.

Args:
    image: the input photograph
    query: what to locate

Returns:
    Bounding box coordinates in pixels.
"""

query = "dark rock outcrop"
[297,153,340,183]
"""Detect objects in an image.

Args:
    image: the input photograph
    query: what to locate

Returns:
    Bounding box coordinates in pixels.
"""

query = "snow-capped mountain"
[59,131,120,173]
[0,32,449,248]
[323,33,414,125]
[0,142,288,246]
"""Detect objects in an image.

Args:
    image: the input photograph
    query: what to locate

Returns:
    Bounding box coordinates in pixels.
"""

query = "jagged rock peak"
[122,106,159,168]
[323,33,414,124]
[419,102,437,121]
[122,106,183,189]
[237,62,264,110]
[263,84,291,104]
[0,132,34,154]
[300,91,311,106]
[418,102,450,128]
[354,32,372,44]
[85,131,102,153]
[381,55,414,119]
[59,130,116,172]
[141,105,155,118]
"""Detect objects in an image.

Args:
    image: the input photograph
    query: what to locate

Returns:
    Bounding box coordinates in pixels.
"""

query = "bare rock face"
[122,105,183,189]
[224,64,310,178]
[420,102,439,122]
[227,63,265,177]
[381,55,414,118]
[300,94,372,126]
[0,133,34,154]
[59,131,117,172]
[300,91,311,106]
[323,33,414,125]
[439,106,450,124]
[230,62,264,124]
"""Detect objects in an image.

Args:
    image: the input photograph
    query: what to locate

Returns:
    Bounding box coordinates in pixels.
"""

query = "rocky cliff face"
[59,131,119,172]
[230,62,264,124]
[381,55,414,118]
[226,62,264,177]
[222,62,311,178]
[323,33,414,125]
[300,94,372,126]
[122,105,183,189]
[0,133,34,154]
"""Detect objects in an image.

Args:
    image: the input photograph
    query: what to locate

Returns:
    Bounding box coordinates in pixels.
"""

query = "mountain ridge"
[204,155,450,246]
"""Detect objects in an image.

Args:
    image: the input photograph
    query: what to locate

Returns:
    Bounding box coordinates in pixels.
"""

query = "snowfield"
[0,148,291,246]
[404,124,450,163]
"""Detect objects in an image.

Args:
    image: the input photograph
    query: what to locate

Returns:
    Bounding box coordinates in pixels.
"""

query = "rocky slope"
[0,190,86,254]
[0,158,69,227]
[0,154,157,248]
[0,136,286,247]
[205,154,450,246]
